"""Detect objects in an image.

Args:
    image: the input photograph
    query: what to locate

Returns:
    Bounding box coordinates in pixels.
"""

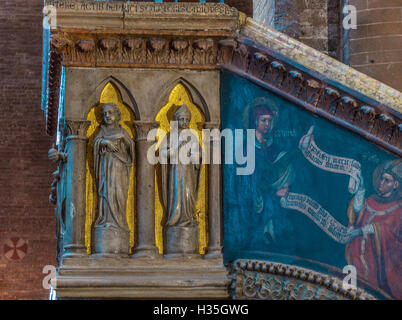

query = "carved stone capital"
[65,119,91,140]
[133,121,160,142]
[203,122,221,134]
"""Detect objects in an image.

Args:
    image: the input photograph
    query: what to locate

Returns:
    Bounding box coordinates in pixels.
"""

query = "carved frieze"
[51,33,229,69]
[230,260,376,300]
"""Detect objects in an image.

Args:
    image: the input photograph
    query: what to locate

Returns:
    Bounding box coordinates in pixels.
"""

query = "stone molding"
[241,18,402,113]
[230,259,376,300]
[51,32,230,69]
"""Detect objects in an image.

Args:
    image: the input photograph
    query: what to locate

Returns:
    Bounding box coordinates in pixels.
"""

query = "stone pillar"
[63,119,91,258]
[204,122,223,260]
[132,120,160,258]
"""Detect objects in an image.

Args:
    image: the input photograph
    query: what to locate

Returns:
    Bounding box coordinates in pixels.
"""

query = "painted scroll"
[279,126,363,244]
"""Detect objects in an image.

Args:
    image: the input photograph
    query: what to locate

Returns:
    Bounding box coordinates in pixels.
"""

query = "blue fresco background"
[220,71,397,274]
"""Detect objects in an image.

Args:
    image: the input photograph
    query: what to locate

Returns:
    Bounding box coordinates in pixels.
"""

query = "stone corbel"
[193,39,216,65]
[230,259,376,300]
[217,39,236,65]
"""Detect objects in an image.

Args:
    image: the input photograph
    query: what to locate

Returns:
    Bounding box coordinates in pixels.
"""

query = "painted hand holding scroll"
[280,126,366,244]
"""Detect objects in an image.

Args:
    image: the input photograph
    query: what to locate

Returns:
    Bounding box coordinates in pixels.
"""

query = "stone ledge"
[53,256,229,299]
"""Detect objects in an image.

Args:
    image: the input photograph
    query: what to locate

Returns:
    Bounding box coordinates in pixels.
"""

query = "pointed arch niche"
[85,82,136,254]
[154,83,208,254]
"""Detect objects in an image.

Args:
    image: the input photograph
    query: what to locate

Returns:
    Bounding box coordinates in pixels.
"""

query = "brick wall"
[349,0,402,91]
[252,0,341,59]
[0,0,56,299]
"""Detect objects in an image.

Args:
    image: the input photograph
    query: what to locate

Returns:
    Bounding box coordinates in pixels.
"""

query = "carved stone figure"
[159,104,202,255]
[93,103,135,254]
[48,137,68,263]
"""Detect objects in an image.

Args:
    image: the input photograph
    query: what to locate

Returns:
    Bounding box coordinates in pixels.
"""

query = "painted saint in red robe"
[346,160,401,299]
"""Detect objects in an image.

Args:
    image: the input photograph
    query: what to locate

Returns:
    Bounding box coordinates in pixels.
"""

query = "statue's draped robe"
[160,132,201,228]
[94,125,134,232]
[346,195,402,299]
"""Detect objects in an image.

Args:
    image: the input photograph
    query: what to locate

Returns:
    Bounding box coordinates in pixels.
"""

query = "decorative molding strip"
[133,121,160,142]
[241,17,402,113]
[51,32,228,69]
[230,259,376,300]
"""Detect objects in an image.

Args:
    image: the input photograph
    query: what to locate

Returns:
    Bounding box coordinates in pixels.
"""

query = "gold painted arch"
[154,83,208,254]
[85,82,136,254]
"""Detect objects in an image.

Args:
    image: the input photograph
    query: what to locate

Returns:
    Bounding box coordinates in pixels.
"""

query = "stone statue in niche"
[159,104,202,256]
[93,102,135,255]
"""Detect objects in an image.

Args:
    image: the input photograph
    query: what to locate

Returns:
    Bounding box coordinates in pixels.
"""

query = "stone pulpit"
[43,0,401,300]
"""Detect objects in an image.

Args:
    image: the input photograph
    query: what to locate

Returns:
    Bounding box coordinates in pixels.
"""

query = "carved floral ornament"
[46,32,401,157]
[230,260,376,300]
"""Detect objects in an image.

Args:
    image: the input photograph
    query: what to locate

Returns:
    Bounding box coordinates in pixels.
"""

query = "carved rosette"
[230,260,376,300]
